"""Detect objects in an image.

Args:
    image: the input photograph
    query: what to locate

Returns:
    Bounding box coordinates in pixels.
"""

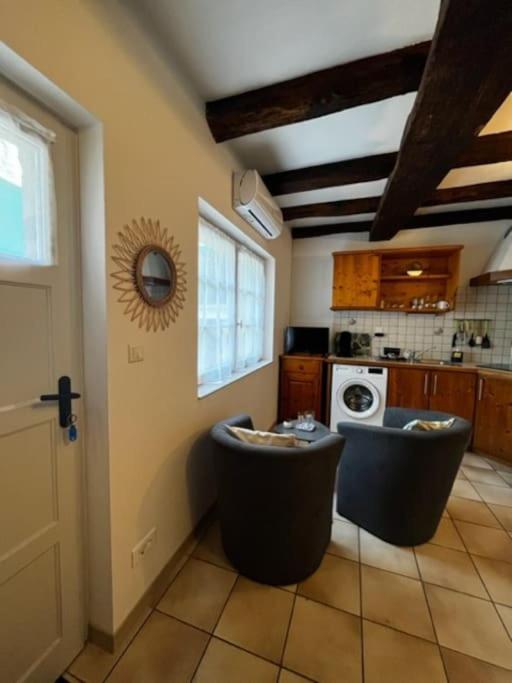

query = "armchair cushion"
[403,417,456,431]
[227,425,298,447]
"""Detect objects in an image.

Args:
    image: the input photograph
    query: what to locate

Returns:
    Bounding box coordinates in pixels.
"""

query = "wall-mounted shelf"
[381,307,453,314]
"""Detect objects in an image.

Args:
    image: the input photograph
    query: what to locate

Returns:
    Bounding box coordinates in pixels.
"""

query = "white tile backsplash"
[331,285,512,365]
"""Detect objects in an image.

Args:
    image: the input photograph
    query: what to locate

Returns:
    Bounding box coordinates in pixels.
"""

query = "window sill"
[198,359,273,399]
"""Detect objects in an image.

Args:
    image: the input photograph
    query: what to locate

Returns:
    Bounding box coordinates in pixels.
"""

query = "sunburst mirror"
[111,218,187,331]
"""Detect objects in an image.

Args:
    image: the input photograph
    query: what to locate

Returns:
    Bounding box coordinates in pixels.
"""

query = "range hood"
[470,226,512,286]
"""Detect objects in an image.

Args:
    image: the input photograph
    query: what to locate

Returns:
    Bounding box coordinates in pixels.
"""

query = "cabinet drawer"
[281,357,323,374]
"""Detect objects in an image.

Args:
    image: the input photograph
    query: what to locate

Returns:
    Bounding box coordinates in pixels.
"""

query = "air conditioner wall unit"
[233,170,283,240]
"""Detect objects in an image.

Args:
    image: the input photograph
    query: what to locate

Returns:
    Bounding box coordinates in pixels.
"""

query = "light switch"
[128,345,144,363]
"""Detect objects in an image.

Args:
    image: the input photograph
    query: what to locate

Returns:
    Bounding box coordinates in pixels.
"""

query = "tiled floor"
[66,452,512,682]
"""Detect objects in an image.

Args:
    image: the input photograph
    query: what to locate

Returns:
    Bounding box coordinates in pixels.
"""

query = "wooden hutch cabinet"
[279,356,324,422]
[332,245,462,313]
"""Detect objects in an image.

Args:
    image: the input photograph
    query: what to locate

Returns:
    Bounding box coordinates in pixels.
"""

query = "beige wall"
[1,0,292,632]
[291,222,509,328]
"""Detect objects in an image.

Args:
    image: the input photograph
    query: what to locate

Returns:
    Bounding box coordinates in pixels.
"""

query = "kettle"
[334,331,352,357]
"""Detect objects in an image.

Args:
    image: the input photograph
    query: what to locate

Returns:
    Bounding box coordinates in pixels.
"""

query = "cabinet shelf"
[380,274,451,281]
[381,307,452,314]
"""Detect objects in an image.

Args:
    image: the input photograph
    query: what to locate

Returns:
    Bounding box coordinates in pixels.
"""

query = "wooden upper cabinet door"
[474,375,512,463]
[387,367,430,410]
[429,371,476,422]
[332,253,380,309]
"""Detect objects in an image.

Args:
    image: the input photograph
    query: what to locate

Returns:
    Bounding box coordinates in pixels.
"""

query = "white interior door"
[0,78,85,682]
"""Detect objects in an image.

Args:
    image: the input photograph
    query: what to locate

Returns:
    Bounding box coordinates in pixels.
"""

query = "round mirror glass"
[137,247,175,304]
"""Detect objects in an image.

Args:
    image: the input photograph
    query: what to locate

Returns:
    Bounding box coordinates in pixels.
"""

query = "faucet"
[411,347,436,361]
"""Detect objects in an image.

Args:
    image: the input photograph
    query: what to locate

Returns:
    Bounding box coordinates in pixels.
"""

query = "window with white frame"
[198,217,269,393]
[0,101,56,265]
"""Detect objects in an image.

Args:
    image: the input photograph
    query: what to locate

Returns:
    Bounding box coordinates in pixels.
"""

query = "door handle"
[432,374,438,396]
[40,375,81,428]
[423,373,429,395]
[478,377,484,401]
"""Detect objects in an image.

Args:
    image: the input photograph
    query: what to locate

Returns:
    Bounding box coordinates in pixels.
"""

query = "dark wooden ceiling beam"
[292,206,512,239]
[263,131,512,196]
[206,42,430,142]
[264,152,397,196]
[283,178,512,221]
[369,0,512,241]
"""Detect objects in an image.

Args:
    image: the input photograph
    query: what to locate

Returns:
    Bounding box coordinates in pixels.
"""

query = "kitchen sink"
[415,359,456,366]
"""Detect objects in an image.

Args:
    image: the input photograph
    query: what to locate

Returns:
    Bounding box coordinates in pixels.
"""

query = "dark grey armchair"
[211,414,345,585]
[336,407,472,546]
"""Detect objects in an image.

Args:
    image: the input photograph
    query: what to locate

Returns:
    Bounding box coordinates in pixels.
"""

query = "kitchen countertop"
[326,355,479,373]
[281,354,512,377]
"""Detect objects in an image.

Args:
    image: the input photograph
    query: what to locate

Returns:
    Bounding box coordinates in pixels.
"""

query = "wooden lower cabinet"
[387,367,476,422]
[474,374,512,463]
[387,367,430,410]
[429,371,477,422]
[279,356,323,422]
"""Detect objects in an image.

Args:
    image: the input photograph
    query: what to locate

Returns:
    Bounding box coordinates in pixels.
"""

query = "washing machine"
[330,364,388,431]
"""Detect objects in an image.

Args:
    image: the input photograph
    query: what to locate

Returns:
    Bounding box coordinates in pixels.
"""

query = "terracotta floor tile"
[69,607,153,683]
[496,604,512,639]
[214,576,293,663]
[454,520,512,563]
[499,471,512,485]
[298,554,360,615]
[327,519,359,561]
[493,460,512,474]
[447,496,501,528]
[455,469,467,480]
[441,647,512,683]
[157,557,236,631]
[429,517,465,551]
[194,638,279,683]
[415,543,486,598]
[363,620,446,683]
[106,612,208,682]
[462,453,493,470]
[490,504,512,531]
[462,465,510,487]
[69,643,125,683]
[278,670,310,683]
[192,522,233,570]
[359,529,418,578]
[473,483,512,507]
[280,583,298,593]
[472,555,512,606]
[426,585,512,670]
[361,565,435,641]
[283,596,362,683]
[451,479,481,501]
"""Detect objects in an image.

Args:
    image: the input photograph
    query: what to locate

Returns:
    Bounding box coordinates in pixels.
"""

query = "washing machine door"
[337,379,380,419]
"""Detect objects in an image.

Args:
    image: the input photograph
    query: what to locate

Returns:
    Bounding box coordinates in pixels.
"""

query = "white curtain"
[198,220,267,387]
[236,247,265,369]
[198,220,236,385]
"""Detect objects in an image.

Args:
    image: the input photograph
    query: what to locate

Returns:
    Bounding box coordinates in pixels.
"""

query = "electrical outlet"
[132,527,157,568]
[128,345,144,363]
